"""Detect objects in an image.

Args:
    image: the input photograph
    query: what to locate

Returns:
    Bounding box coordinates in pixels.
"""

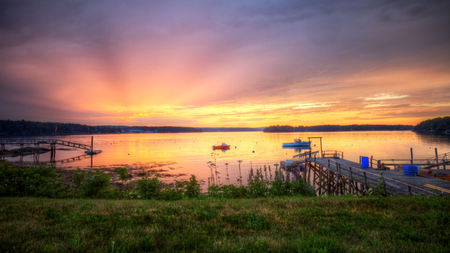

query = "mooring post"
[359,156,361,164]
[435,148,439,170]
[91,136,94,153]
[410,147,414,165]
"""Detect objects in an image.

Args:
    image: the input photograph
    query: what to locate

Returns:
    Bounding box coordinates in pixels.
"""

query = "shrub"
[72,168,87,194]
[208,185,221,198]
[115,167,129,182]
[289,179,315,196]
[160,186,183,200]
[248,168,268,197]
[80,170,112,198]
[184,175,200,198]
[0,162,65,197]
[137,177,163,199]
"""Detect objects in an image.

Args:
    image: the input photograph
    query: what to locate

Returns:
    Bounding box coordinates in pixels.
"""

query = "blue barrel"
[361,156,369,168]
[402,165,418,176]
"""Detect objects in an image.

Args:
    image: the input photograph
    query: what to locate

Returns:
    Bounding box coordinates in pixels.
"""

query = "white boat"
[282,138,311,148]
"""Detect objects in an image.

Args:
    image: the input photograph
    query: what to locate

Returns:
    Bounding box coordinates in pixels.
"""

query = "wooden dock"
[0,137,99,163]
[299,151,450,196]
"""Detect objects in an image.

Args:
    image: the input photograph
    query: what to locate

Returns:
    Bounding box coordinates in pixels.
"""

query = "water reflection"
[3,131,450,189]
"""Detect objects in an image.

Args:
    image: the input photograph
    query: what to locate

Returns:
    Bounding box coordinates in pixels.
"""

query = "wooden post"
[91,136,94,153]
[327,168,330,195]
[363,172,368,195]
[349,167,354,194]
[320,137,323,158]
[377,160,381,169]
[318,166,322,195]
[359,156,362,164]
[312,165,316,193]
[370,157,373,168]
[410,147,413,165]
[435,148,439,170]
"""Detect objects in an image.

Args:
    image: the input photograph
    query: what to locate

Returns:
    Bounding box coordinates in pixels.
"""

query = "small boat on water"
[282,138,311,148]
[212,143,230,150]
[85,150,102,155]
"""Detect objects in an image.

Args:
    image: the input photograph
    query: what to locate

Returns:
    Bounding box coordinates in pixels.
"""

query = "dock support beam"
[50,143,56,163]
[435,148,439,170]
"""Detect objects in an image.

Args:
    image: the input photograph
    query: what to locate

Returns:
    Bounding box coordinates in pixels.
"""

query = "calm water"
[5,131,450,188]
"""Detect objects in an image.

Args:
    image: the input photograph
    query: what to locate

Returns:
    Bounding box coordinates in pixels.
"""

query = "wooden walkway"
[0,138,92,150]
[0,137,98,163]
[307,157,450,196]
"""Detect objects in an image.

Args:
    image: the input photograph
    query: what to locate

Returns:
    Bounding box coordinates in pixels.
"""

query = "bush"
[0,162,65,197]
[289,179,315,196]
[248,168,268,197]
[115,167,129,182]
[72,169,87,193]
[208,184,248,198]
[79,170,112,198]
[185,175,200,198]
[137,177,163,199]
[160,186,183,200]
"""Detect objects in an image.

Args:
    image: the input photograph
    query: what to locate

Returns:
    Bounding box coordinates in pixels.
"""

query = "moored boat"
[282,138,311,148]
[212,143,230,150]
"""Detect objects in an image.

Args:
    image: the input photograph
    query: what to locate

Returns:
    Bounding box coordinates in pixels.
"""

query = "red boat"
[212,143,230,150]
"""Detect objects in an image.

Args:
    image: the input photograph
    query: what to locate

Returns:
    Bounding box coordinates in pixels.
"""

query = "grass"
[0,196,448,252]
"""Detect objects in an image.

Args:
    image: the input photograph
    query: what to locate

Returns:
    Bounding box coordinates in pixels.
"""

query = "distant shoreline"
[0,120,419,137]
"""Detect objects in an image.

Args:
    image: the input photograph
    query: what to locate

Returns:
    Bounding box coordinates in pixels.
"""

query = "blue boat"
[282,138,311,148]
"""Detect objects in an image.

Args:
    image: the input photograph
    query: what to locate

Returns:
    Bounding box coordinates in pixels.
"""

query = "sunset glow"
[1,1,449,127]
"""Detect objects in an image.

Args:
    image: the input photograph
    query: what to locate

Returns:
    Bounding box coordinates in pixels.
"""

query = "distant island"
[414,116,450,135]
[263,124,413,132]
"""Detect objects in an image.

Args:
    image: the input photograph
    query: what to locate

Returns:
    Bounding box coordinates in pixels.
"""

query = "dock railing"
[322,158,435,196]
[322,150,343,159]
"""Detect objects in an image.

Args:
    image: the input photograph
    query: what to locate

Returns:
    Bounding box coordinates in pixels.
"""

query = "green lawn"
[0,196,448,252]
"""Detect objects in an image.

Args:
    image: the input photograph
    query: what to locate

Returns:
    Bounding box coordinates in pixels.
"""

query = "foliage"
[373,173,387,196]
[72,168,87,193]
[247,168,269,197]
[79,170,112,198]
[137,177,163,199]
[184,175,201,198]
[116,167,129,182]
[0,161,66,197]
[414,116,450,134]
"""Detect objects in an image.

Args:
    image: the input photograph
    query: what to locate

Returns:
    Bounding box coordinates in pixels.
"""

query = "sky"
[0,0,449,127]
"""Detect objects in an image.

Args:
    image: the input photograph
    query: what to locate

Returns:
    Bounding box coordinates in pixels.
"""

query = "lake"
[4,131,450,188]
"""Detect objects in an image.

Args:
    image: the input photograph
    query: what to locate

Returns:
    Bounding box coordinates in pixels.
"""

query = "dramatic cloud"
[0,0,449,126]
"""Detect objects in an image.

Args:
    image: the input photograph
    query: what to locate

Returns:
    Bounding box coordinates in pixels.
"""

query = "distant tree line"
[0,120,203,137]
[414,116,450,135]
[263,124,414,132]
[0,120,264,137]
